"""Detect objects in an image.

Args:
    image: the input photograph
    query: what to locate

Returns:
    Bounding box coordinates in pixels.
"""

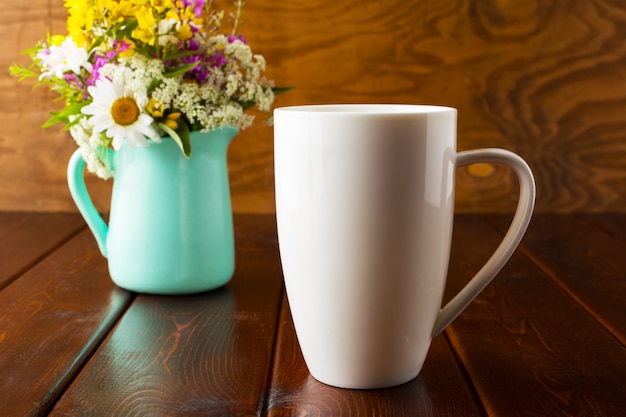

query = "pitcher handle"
[67,149,109,257]
[431,148,535,337]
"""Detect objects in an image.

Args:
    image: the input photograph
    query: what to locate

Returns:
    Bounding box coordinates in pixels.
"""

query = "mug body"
[106,128,237,294]
[274,104,457,388]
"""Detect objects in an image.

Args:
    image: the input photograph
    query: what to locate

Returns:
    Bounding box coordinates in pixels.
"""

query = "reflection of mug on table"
[274,105,535,389]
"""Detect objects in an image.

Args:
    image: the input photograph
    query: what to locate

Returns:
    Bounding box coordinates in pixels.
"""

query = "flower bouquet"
[10,0,287,294]
[10,0,281,179]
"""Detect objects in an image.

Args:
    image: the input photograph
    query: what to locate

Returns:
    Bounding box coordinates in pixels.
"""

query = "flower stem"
[231,0,244,35]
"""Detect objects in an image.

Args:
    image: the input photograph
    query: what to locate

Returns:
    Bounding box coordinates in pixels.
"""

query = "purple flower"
[180,53,208,83]
[64,72,79,85]
[207,50,228,68]
[227,34,247,44]
[63,73,92,98]
[188,39,200,51]
[115,40,132,54]
[87,41,132,85]
[181,0,205,18]
[87,55,109,86]
[181,54,201,66]
[189,66,210,83]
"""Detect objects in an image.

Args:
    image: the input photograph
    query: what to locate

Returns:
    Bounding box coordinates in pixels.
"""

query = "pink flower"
[228,34,247,44]
[182,0,205,18]
[88,41,133,86]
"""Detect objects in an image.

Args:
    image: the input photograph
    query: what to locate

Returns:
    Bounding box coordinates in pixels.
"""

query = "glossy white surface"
[274,104,535,389]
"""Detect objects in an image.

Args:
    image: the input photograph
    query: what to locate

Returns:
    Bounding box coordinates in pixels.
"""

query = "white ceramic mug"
[274,104,535,389]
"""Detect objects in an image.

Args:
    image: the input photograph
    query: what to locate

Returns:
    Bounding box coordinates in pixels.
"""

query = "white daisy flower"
[37,37,92,79]
[81,78,161,150]
[157,19,179,46]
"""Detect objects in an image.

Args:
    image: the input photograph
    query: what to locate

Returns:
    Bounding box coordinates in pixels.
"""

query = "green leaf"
[163,62,200,78]
[237,86,294,110]
[146,78,163,94]
[9,64,38,81]
[118,19,139,39]
[20,45,43,57]
[161,49,202,62]
[272,86,295,96]
[239,100,256,111]
[158,121,191,158]
[42,101,88,128]
[176,120,191,157]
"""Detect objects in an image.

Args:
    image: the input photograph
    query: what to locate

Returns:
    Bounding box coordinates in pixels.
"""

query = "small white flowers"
[81,78,160,150]
[36,37,92,79]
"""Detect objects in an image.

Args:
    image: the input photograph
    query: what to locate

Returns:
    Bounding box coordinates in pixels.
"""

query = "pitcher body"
[69,128,238,294]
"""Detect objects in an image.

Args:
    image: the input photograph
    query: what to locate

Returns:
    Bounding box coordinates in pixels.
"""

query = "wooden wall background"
[2,0,626,213]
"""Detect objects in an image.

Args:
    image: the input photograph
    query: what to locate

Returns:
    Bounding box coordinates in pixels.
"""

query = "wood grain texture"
[267,295,482,417]
[490,213,626,346]
[50,214,283,416]
[3,213,626,415]
[2,0,626,213]
[0,212,84,289]
[0,229,132,417]
[583,211,626,242]
[444,215,626,416]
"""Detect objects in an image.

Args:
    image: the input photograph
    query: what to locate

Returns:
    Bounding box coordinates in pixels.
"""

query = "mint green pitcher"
[67,127,238,294]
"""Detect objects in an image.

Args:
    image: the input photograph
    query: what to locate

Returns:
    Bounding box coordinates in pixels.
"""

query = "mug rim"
[274,104,456,114]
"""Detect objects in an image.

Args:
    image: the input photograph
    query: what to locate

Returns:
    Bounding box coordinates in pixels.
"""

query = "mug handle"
[67,149,109,257]
[431,148,536,337]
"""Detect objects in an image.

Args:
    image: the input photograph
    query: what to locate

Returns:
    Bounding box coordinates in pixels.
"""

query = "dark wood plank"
[0,212,84,289]
[489,213,626,346]
[583,212,626,243]
[50,214,283,416]
[445,215,626,417]
[0,229,132,417]
[267,298,482,412]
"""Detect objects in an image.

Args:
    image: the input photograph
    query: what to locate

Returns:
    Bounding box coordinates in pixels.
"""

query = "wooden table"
[1,212,625,416]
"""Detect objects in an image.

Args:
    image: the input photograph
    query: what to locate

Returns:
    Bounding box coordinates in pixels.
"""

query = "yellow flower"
[164,112,182,130]
[146,99,164,118]
[177,24,193,41]
[118,41,136,58]
[66,0,94,47]
[100,0,142,19]
[49,35,66,47]
[179,5,196,22]
[132,6,156,45]
[100,0,121,22]
[147,99,183,130]
[151,0,174,13]
[165,9,179,22]
[64,0,91,8]
[168,2,203,28]
[119,0,143,15]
